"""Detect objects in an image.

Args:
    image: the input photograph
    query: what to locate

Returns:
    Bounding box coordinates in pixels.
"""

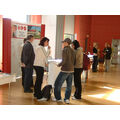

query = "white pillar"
[42,15,57,59]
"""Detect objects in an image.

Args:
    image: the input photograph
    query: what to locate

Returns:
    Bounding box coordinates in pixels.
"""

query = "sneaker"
[72,96,81,100]
[37,98,47,101]
[72,96,77,100]
[64,99,70,104]
[52,97,63,102]
[33,94,37,99]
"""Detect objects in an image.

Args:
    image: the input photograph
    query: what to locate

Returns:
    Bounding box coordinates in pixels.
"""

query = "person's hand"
[21,63,25,67]
[57,64,60,67]
[45,64,48,67]
[48,46,51,49]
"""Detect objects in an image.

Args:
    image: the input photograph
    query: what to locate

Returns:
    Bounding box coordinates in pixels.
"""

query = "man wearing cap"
[53,38,75,104]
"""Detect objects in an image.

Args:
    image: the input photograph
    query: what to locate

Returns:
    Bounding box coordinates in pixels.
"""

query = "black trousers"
[24,67,33,91]
[92,56,98,72]
[34,66,44,98]
[74,68,83,99]
[21,67,33,88]
[21,67,25,87]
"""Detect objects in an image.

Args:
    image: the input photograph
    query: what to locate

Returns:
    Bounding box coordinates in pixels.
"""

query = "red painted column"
[3,18,11,73]
[41,24,45,38]
[30,15,42,24]
[0,15,3,70]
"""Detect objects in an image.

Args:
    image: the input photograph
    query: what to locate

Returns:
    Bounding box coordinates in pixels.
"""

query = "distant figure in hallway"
[21,35,35,93]
[92,43,98,72]
[33,37,51,100]
[103,43,112,72]
[21,38,27,87]
[53,38,75,104]
[72,40,83,100]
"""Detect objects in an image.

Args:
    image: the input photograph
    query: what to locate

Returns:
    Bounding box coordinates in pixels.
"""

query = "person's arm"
[76,49,83,66]
[46,47,51,57]
[58,49,66,67]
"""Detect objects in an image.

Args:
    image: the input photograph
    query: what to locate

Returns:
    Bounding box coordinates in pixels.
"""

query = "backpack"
[83,53,90,70]
[41,85,52,101]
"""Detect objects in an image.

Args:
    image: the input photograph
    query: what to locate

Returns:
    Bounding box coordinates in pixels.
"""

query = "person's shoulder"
[78,47,83,51]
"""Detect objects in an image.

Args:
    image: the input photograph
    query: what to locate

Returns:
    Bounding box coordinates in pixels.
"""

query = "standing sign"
[12,23,28,38]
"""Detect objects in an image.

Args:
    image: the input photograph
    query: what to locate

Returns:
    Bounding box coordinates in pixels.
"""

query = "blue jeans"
[54,72,73,100]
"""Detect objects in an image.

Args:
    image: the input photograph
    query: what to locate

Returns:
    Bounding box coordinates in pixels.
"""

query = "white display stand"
[47,59,87,87]
[0,73,16,86]
[47,59,67,87]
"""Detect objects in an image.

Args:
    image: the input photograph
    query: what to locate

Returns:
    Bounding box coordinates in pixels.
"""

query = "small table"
[0,73,16,87]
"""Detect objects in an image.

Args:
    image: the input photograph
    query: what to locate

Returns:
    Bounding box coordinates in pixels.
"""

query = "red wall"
[3,18,11,73]
[91,15,120,51]
[41,24,45,38]
[74,15,91,51]
[30,15,42,24]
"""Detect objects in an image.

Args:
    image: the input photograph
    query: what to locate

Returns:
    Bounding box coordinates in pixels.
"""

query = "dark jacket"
[93,47,98,55]
[21,41,35,68]
[103,47,112,60]
[58,46,75,72]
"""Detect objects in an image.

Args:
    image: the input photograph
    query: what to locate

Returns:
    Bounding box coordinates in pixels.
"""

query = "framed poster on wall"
[28,25,41,39]
[12,23,28,39]
[12,22,41,39]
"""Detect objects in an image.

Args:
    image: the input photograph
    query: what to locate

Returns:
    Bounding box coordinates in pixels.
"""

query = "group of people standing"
[21,35,84,104]
[92,43,112,72]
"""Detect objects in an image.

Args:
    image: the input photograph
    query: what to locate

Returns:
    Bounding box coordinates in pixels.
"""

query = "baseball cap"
[62,38,72,45]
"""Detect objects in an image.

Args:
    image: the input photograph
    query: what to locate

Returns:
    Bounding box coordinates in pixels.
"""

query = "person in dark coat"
[21,38,27,87]
[92,43,98,72]
[21,35,35,93]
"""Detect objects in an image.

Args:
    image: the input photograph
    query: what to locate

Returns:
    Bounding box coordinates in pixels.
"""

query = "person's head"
[72,40,80,50]
[62,38,72,47]
[23,38,27,44]
[39,37,50,47]
[12,25,17,32]
[105,42,108,47]
[93,42,98,48]
[107,44,111,47]
[27,35,34,43]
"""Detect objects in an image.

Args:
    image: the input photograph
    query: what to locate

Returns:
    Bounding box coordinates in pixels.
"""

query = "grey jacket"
[74,47,83,68]
[21,41,35,68]
[58,46,75,72]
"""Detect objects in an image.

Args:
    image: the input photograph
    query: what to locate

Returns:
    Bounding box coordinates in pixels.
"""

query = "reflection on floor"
[0,64,120,105]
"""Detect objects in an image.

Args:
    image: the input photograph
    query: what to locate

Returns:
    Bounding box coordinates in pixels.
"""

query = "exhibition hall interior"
[0,15,120,105]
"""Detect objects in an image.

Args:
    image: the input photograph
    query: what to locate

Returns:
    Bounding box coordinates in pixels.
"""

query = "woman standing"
[33,37,51,99]
[92,43,98,72]
[72,40,83,100]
